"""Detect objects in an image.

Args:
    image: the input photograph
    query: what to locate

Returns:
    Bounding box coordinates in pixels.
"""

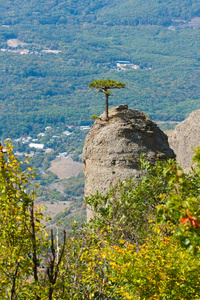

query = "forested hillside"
[1,0,200,27]
[1,0,200,138]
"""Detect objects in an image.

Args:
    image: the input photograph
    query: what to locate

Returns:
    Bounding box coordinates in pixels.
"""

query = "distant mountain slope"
[1,0,200,138]
[97,0,200,26]
[1,0,109,26]
[1,0,200,27]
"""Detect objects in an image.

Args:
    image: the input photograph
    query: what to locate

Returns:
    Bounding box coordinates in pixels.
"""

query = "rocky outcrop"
[83,105,175,220]
[166,109,200,170]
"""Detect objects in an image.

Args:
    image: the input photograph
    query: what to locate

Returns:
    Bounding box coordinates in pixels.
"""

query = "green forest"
[1,0,200,138]
[1,141,200,299]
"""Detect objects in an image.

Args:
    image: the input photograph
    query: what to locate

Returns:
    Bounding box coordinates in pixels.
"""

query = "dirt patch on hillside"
[7,39,27,48]
[36,200,71,221]
[48,182,66,194]
[41,200,71,216]
[189,17,200,28]
[48,156,83,179]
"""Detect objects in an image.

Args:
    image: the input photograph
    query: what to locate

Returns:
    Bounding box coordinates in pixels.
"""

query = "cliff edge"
[166,109,200,170]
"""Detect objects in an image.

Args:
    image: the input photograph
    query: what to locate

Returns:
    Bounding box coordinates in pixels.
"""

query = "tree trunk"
[105,94,109,121]
[48,287,53,300]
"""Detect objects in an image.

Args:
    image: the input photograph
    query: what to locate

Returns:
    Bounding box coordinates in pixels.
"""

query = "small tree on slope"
[88,78,126,120]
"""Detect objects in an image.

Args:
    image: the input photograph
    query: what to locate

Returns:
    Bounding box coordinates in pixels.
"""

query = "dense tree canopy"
[1,0,200,138]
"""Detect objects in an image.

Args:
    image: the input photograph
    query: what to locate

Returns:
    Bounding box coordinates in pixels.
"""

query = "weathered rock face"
[166,109,200,170]
[83,105,175,220]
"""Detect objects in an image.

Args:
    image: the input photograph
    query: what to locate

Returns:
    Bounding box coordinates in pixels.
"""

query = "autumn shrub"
[101,236,200,299]
[1,142,200,299]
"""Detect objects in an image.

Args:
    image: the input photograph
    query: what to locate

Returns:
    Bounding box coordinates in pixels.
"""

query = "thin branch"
[10,261,20,300]
[29,200,41,300]
[47,229,66,300]
[30,200,39,282]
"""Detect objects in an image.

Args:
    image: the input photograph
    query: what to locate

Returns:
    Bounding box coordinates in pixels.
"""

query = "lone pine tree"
[88,79,126,120]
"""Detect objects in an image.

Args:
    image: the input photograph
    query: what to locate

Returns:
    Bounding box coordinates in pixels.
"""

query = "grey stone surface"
[166,109,200,170]
[83,105,175,220]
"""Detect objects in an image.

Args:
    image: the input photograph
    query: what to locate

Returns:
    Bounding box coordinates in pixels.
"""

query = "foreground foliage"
[1,142,200,299]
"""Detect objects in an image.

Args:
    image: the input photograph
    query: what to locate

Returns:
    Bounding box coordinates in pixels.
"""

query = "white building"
[22,136,32,144]
[63,131,72,136]
[57,152,68,158]
[38,133,45,137]
[29,143,44,150]
[117,62,140,70]
[80,126,90,131]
